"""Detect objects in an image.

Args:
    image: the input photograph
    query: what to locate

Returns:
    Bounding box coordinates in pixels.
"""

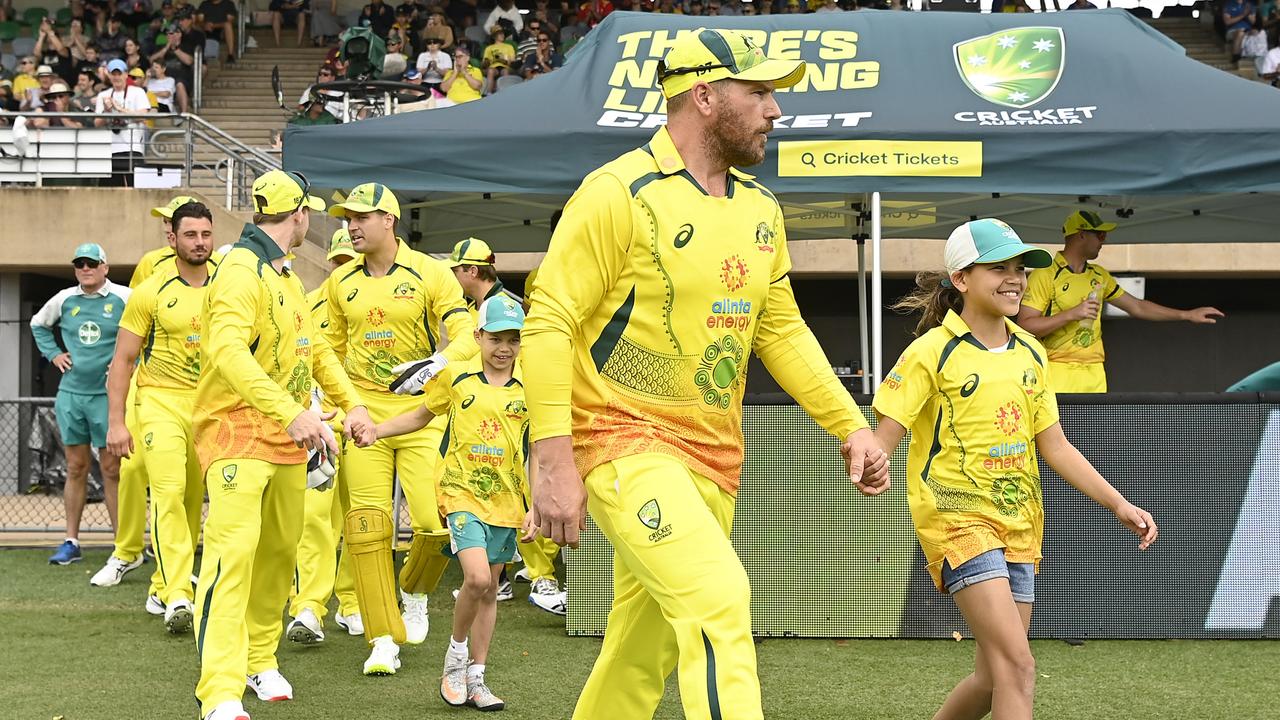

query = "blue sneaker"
[49,540,82,565]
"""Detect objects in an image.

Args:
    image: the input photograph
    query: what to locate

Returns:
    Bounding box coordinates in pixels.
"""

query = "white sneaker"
[164,599,194,634]
[439,652,468,706]
[286,608,324,645]
[466,674,506,711]
[401,591,429,645]
[90,555,143,587]
[496,579,514,602]
[334,611,364,636]
[363,635,401,676]
[145,594,165,616]
[204,699,250,720]
[529,578,568,616]
[246,668,293,702]
[513,567,531,583]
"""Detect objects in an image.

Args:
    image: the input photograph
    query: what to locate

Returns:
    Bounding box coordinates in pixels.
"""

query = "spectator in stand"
[814,0,842,11]
[578,0,613,25]
[197,0,238,63]
[11,57,39,101]
[35,17,73,84]
[516,18,544,64]
[362,0,396,38]
[79,44,107,84]
[22,65,58,111]
[484,0,523,34]
[148,60,186,112]
[445,0,476,33]
[72,71,101,111]
[716,0,743,15]
[0,80,14,116]
[420,11,454,49]
[63,19,93,66]
[383,31,411,78]
[521,30,562,79]
[392,4,416,47]
[32,82,85,128]
[1259,36,1280,83]
[481,25,515,93]
[271,0,311,46]
[416,35,452,92]
[0,0,11,22]
[173,9,207,95]
[94,58,152,186]
[142,1,177,54]
[119,0,155,31]
[290,89,341,125]
[1065,0,1097,8]
[312,0,343,45]
[99,14,131,62]
[441,44,483,105]
[1223,0,1257,62]
[298,64,344,120]
[122,37,152,73]
[783,0,802,13]
[686,0,705,16]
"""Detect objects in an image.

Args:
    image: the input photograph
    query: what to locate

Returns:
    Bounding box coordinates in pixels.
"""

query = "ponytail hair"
[891,271,964,337]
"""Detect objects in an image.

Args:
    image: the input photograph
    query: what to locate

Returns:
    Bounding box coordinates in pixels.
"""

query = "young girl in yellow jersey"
[361,295,529,712]
[871,219,1159,720]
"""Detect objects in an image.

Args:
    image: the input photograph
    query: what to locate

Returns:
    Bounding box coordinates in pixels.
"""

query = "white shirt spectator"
[94,84,150,154]
[148,75,177,110]
[298,86,346,120]
[1260,46,1280,77]
[483,4,523,34]
[416,49,453,83]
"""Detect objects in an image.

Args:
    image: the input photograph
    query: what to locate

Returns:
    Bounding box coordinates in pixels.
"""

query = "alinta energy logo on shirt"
[952,27,1099,128]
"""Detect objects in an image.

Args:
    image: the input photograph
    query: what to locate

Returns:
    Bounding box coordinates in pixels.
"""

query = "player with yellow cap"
[192,170,373,720]
[1018,210,1224,393]
[446,237,565,615]
[522,28,887,720]
[286,229,364,645]
[322,182,477,676]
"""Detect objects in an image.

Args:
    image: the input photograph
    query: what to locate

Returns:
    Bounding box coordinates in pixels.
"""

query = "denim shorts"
[941,548,1036,604]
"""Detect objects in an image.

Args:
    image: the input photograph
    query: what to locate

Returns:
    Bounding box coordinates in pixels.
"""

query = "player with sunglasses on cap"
[31,244,132,567]
[521,28,888,719]
[192,170,372,720]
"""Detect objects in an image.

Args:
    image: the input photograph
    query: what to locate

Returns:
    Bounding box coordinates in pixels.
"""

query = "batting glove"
[389,353,448,395]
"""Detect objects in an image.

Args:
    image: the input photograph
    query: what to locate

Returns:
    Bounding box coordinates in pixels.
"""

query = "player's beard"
[176,247,209,266]
[704,102,771,169]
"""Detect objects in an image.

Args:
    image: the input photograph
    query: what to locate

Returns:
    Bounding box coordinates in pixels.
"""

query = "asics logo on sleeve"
[673,224,694,249]
[167,298,179,308]
[960,374,980,398]
[347,289,359,302]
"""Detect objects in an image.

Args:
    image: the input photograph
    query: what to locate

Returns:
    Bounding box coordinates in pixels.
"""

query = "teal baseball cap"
[944,218,1051,275]
[71,243,107,263]
[478,296,525,333]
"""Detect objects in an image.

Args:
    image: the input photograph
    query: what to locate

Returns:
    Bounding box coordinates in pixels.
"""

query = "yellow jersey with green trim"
[193,224,361,471]
[1023,252,1126,365]
[130,246,224,289]
[523,126,869,495]
[873,310,1059,590]
[119,261,219,391]
[323,240,477,394]
[425,362,528,528]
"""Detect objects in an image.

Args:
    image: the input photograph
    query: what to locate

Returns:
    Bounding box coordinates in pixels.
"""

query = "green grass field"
[1,547,1275,720]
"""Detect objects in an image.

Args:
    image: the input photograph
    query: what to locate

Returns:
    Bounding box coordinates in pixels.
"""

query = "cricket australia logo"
[221,464,238,491]
[954,27,1064,109]
[637,499,672,542]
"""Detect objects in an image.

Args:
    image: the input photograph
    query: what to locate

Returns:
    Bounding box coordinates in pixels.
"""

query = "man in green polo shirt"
[30,243,133,565]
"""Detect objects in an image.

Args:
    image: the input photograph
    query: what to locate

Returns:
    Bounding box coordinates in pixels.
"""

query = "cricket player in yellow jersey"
[448,237,563,614]
[192,170,372,720]
[322,182,477,676]
[874,219,1157,720]
[104,201,216,635]
[522,29,888,720]
[1017,210,1223,393]
[365,295,531,712]
[287,229,363,644]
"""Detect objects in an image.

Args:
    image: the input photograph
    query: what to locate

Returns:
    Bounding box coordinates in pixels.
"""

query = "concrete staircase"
[1146,16,1258,80]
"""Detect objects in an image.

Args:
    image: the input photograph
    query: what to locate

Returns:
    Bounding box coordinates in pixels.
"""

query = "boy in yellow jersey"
[322,182,478,676]
[522,29,887,720]
[192,170,372,720]
[287,229,364,644]
[104,201,216,634]
[1017,210,1223,393]
[363,296,530,712]
[448,237,563,615]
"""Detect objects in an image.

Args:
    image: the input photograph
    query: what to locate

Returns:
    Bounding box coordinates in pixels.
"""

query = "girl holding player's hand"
[870,218,1158,720]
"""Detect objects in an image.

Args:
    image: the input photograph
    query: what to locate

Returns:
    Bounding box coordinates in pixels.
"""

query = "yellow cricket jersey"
[1023,252,1126,365]
[322,240,477,394]
[873,310,1059,590]
[193,224,361,470]
[426,361,529,528]
[119,259,220,391]
[523,127,868,495]
[130,246,225,289]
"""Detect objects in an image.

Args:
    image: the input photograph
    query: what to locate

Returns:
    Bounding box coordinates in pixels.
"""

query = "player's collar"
[941,310,1020,350]
[645,126,755,182]
[236,223,287,264]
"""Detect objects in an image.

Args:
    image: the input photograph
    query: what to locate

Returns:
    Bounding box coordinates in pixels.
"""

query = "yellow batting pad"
[398,529,452,595]
[344,507,406,645]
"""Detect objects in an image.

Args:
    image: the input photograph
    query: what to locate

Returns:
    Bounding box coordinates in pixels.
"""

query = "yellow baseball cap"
[328,182,401,219]
[448,237,495,267]
[150,195,197,218]
[251,170,325,214]
[658,28,806,99]
[1063,210,1117,237]
[327,228,357,261]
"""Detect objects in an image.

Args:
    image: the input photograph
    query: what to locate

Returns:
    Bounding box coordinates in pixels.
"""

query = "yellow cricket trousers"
[195,458,305,711]
[573,453,760,720]
[290,465,358,621]
[138,388,204,605]
[111,379,149,565]
[342,390,444,533]
[1048,360,1107,393]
